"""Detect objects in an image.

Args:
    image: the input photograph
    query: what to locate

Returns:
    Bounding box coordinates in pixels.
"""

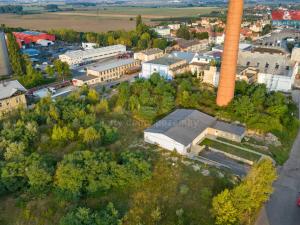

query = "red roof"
[272,10,300,21]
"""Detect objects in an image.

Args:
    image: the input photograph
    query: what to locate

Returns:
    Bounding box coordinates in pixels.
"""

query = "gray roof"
[140,48,163,56]
[145,55,185,66]
[87,58,136,73]
[74,74,98,82]
[171,51,196,63]
[145,109,216,146]
[212,121,246,136]
[0,80,27,100]
[145,109,246,146]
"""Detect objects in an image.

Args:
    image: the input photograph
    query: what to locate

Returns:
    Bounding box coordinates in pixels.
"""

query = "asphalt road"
[255,90,300,225]
[200,150,250,177]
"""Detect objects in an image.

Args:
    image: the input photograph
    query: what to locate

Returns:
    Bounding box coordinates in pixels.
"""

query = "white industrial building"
[144,109,246,155]
[238,48,297,92]
[82,42,98,50]
[59,44,126,68]
[140,55,188,80]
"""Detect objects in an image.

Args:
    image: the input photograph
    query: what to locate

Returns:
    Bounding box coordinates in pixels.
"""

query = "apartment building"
[0,80,27,117]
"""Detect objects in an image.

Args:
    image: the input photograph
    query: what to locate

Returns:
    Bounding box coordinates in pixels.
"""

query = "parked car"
[297,197,300,207]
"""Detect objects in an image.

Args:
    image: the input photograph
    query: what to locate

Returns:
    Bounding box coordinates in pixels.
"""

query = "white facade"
[144,132,188,154]
[141,63,171,80]
[36,39,54,47]
[168,24,181,30]
[257,63,298,92]
[154,27,171,37]
[59,45,126,68]
[82,42,98,50]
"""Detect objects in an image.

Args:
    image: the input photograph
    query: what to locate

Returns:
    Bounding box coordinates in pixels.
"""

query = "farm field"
[0,6,221,33]
[60,6,220,18]
[0,13,139,33]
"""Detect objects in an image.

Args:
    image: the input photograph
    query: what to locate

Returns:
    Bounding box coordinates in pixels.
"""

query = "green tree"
[152,38,168,50]
[78,127,101,145]
[212,159,277,225]
[176,26,191,40]
[136,15,143,29]
[7,33,25,76]
[54,59,71,81]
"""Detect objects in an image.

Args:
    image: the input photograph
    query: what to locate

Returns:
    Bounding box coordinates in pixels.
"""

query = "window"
[265,63,269,68]
[275,64,279,70]
[286,66,290,70]
[246,61,250,66]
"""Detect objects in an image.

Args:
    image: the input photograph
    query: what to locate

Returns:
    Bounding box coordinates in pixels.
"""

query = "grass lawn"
[200,139,261,162]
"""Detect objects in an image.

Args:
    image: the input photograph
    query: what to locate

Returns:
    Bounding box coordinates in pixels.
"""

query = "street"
[255,90,300,225]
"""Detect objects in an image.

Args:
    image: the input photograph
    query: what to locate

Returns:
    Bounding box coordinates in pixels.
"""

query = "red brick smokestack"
[216,0,244,106]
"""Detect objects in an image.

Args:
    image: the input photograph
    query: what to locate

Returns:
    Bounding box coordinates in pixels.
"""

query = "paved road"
[255,90,300,225]
[200,150,250,177]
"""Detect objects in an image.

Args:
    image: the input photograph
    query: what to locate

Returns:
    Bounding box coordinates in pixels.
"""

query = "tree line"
[49,15,170,51]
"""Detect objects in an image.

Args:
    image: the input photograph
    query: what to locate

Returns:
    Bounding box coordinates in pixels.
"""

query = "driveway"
[200,150,250,177]
[255,90,300,225]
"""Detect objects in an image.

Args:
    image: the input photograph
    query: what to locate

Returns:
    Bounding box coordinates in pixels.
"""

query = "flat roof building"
[140,55,188,80]
[72,58,140,86]
[59,45,126,68]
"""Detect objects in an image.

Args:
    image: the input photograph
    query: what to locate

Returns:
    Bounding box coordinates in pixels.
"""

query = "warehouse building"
[272,10,300,28]
[144,109,246,155]
[140,55,188,80]
[59,45,126,68]
[13,31,55,47]
[0,80,27,117]
[0,32,10,76]
[173,39,209,52]
[72,58,140,86]
[238,48,297,92]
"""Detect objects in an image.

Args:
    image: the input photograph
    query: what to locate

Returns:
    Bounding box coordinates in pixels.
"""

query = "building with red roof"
[272,10,300,28]
[13,31,55,47]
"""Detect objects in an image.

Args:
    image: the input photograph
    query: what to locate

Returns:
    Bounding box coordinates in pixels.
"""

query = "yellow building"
[0,80,27,117]
[134,48,164,62]
[72,58,141,86]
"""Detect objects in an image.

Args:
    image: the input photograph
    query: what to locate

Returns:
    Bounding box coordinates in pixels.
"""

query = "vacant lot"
[0,6,220,33]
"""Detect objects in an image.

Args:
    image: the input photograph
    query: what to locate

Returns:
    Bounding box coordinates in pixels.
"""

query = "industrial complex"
[59,44,127,68]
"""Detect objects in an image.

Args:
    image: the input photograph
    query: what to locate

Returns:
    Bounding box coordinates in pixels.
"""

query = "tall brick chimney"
[216,0,244,106]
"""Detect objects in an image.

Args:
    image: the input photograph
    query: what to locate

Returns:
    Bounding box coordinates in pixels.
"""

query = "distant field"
[0,13,139,33]
[63,6,220,18]
[0,6,221,33]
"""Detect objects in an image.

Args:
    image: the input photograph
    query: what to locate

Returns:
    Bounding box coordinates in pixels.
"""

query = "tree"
[87,89,100,103]
[212,159,277,225]
[51,125,75,143]
[152,38,168,50]
[212,189,239,225]
[6,33,25,76]
[78,127,101,145]
[45,65,55,77]
[54,59,71,81]
[176,26,191,40]
[136,15,143,29]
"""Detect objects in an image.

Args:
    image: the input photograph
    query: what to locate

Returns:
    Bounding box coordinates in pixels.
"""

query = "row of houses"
[136,45,299,93]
